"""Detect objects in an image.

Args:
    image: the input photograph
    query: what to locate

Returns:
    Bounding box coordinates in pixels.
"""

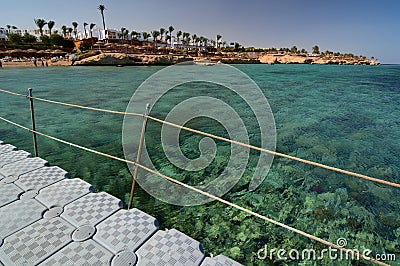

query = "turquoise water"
[1,65,399,265]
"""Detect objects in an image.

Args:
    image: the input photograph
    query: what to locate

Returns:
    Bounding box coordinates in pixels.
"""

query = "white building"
[0,28,7,40]
[1,27,133,42]
[1,28,100,41]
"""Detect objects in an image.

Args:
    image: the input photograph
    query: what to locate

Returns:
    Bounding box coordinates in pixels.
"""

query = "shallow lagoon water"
[1,65,399,265]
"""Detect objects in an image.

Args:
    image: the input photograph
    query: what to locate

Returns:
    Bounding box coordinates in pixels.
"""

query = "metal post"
[28,88,38,157]
[128,103,150,210]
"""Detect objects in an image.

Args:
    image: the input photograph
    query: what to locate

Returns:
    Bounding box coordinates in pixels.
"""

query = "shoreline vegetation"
[1,3,379,68]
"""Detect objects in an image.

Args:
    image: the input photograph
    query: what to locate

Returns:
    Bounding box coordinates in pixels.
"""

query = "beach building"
[97,28,132,42]
[3,28,101,42]
[0,28,7,40]
[8,28,50,40]
[2,27,141,44]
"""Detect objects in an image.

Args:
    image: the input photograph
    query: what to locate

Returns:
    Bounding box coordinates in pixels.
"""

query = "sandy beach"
[1,59,72,68]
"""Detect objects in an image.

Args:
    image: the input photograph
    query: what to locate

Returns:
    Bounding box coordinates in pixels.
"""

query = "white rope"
[0,89,142,117]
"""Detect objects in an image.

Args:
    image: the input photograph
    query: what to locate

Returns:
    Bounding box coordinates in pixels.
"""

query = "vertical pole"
[128,103,150,210]
[28,88,38,157]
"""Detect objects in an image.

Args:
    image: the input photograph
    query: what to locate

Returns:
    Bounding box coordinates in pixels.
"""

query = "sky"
[1,0,399,63]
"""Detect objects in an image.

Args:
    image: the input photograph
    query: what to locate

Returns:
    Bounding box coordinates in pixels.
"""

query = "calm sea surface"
[1,64,399,265]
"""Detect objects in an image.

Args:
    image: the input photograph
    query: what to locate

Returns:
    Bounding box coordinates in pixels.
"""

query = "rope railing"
[1,88,399,189]
[0,89,143,117]
[0,115,388,266]
[146,116,400,189]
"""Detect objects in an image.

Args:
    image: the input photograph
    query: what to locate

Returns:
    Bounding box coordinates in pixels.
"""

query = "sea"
[0,64,399,265]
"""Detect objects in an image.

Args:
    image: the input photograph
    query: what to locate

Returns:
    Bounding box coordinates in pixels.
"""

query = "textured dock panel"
[136,229,205,266]
[0,158,48,180]
[0,150,31,168]
[39,240,113,266]
[0,143,241,266]
[15,166,69,191]
[94,208,159,253]
[61,192,122,227]
[0,199,46,240]
[0,145,16,155]
[36,178,92,208]
[201,255,243,266]
[0,218,74,265]
[0,183,23,207]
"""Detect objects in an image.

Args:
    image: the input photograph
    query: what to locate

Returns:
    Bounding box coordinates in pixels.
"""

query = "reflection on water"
[0,65,399,265]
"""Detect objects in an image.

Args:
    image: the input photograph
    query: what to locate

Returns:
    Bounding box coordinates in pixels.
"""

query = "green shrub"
[23,33,37,43]
[7,33,22,43]
[79,42,91,52]
[49,34,65,46]
[40,35,50,44]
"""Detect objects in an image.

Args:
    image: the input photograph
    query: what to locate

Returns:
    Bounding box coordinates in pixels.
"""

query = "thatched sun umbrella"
[9,49,25,57]
[52,49,66,54]
[25,49,38,57]
[36,50,46,58]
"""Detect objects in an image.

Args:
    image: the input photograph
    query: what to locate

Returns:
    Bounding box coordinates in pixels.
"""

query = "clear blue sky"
[2,0,399,63]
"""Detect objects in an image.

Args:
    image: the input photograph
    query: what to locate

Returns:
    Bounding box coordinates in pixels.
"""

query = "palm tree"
[191,34,197,46]
[124,29,129,42]
[142,32,150,42]
[210,39,216,48]
[199,36,206,47]
[176,30,182,47]
[183,32,190,51]
[196,37,201,47]
[120,27,126,43]
[61,25,67,37]
[89,23,96,49]
[34,19,47,36]
[221,41,226,50]
[130,31,139,41]
[68,27,73,39]
[83,22,88,38]
[216,34,222,49]
[47,20,55,35]
[151,30,160,51]
[159,28,166,42]
[72,22,78,39]
[5,25,17,34]
[165,35,171,51]
[168,26,174,47]
[312,45,319,54]
[89,23,96,38]
[182,32,189,45]
[151,30,160,42]
[98,4,107,30]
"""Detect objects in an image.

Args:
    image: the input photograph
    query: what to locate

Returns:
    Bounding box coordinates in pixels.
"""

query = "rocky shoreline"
[74,52,379,66]
[1,52,379,68]
[258,54,380,65]
[73,53,193,66]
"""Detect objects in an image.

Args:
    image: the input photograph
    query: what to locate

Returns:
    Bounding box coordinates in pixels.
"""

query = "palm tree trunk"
[90,32,94,49]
